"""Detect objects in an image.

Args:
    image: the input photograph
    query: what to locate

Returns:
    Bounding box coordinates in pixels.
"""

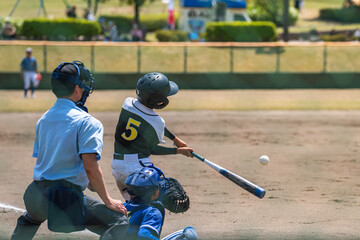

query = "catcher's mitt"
[162,177,190,213]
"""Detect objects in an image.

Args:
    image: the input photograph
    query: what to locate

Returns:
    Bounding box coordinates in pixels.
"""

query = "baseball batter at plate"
[112,72,193,200]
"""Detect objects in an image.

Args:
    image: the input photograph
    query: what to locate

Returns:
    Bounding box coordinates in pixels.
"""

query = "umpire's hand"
[82,153,128,217]
[105,198,128,217]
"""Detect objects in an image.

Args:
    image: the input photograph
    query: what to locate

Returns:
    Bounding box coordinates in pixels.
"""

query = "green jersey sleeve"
[150,144,177,155]
[164,127,176,140]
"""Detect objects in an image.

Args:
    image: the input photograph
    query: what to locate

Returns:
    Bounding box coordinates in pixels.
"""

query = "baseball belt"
[113,153,149,160]
[35,179,82,191]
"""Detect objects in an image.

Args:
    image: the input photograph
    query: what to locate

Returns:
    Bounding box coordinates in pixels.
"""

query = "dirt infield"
[1,111,360,240]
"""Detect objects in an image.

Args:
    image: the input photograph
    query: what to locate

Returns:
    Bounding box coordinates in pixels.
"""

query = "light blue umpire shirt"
[32,98,103,190]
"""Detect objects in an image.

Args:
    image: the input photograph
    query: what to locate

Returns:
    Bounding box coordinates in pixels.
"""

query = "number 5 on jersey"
[122,118,141,141]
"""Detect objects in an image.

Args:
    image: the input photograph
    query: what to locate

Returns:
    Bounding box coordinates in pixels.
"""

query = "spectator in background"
[294,0,304,12]
[1,21,16,40]
[66,6,77,18]
[130,24,143,41]
[109,21,119,41]
[87,9,96,21]
[96,17,107,41]
[20,48,39,98]
[354,29,360,41]
[83,8,90,19]
[188,19,203,42]
[98,17,106,35]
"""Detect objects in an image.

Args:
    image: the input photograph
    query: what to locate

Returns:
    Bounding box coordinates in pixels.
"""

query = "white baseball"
[259,155,269,165]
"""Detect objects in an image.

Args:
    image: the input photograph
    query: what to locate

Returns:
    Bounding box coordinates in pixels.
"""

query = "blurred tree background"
[118,0,155,24]
[83,0,110,15]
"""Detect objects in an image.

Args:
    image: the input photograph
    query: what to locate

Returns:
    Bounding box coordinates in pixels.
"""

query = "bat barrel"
[255,187,266,199]
[219,169,266,199]
[192,152,266,199]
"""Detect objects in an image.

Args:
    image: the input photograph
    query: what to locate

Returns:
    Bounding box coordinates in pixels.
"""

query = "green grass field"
[0,0,168,19]
[1,89,360,112]
[1,0,358,35]
[0,0,342,19]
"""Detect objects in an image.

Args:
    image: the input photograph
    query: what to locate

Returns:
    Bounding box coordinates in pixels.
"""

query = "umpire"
[11,61,129,240]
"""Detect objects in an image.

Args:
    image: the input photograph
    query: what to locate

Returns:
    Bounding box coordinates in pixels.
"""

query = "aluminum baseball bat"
[191,152,266,199]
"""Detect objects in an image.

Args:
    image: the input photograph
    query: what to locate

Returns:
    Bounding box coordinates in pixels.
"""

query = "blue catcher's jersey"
[124,201,164,240]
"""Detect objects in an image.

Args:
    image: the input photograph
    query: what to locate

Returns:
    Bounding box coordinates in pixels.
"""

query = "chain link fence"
[0,41,360,74]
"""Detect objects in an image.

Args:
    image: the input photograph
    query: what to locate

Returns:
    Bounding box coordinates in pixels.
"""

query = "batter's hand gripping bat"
[191,152,266,199]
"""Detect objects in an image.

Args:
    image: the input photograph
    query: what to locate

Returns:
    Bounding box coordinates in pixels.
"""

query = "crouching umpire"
[11,61,129,240]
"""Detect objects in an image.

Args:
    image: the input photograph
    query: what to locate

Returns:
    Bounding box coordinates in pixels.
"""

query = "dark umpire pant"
[11,180,129,240]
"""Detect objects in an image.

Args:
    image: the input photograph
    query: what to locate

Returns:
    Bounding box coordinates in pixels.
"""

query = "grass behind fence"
[327,46,360,72]
[1,89,360,112]
[1,44,360,74]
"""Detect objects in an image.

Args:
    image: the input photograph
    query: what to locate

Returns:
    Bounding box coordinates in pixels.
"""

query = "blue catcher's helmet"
[136,72,178,109]
[125,166,168,203]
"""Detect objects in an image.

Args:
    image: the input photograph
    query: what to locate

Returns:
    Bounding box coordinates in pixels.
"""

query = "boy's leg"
[23,73,31,98]
[31,86,35,97]
[85,195,129,240]
[112,156,152,200]
[111,158,138,201]
[31,73,38,97]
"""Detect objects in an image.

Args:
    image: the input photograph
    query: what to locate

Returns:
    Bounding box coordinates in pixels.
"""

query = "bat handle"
[191,152,205,161]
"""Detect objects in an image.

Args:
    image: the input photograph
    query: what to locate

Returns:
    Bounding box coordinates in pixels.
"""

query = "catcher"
[124,166,197,240]
[112,72,193,201]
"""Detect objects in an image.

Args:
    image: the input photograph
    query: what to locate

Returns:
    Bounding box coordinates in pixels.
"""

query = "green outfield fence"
[0,41,360,89]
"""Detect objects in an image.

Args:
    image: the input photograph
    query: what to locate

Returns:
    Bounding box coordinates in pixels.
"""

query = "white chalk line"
[0,202,25,213]
[0,202,95,236]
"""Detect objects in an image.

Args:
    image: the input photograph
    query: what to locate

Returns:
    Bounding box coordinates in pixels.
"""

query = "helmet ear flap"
[136,90,169,109]
[151,97,169,109]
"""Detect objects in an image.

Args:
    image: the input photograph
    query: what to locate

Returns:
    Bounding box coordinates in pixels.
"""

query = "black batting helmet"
[136,72,178,109]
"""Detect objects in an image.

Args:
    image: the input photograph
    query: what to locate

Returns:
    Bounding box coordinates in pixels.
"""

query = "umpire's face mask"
[76,88,90,113]
[74,62,95,113]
